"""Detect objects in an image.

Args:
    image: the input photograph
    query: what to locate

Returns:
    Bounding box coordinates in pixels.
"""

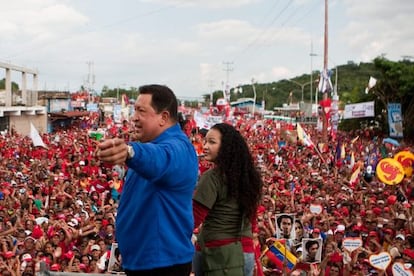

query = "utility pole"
[310,41,317,109]
[86,61,95,103]
[207,80,215,107]
[251,78,257,116]
[222,61,233,102]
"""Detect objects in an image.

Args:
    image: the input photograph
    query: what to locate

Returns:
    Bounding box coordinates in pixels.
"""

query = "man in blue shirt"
[97,84,198,275]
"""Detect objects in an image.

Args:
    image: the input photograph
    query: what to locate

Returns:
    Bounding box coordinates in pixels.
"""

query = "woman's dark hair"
[138,84,178,122]
[295,219,304,230]
[211,123,263,221]
[177,112,187,129]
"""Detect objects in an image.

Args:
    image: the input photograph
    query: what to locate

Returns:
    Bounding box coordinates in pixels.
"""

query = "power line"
[238,0,294,57]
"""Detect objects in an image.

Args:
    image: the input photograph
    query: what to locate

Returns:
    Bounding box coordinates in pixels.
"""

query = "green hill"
[204,57,414,138]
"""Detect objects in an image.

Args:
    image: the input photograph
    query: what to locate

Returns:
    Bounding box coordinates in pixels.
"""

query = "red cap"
[50,264,60,271]
[372,207,382,215]
[352,225,362,232]
[340,206,349,216]
[257,205,266,214]
[41,257,52,265]
[64,250,74,259]
[369,231,378,237]
[387,195,397,205]
[403,249,414,259]
[32,225,43,239]
[3,251,14,258]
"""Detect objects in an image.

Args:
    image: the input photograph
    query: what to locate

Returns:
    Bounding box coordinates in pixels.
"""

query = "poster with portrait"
[302,238,322,263]
[387,103,403,138]
[275,213,296,241]
[107,242,125,274]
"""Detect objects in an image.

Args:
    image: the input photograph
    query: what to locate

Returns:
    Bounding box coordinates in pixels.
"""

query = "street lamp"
[286,79,312,103]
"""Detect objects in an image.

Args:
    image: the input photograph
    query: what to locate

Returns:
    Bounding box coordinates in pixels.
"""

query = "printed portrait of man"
[302,238,322,263]
[275,213,296,240]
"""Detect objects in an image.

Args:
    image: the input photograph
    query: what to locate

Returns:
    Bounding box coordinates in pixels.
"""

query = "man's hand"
[95,138,129,165]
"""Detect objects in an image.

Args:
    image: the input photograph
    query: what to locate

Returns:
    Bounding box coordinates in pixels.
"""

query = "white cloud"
[341,0,414,62]
[1,0,412,97]
[196,20,256,40]
[271,66,292,80]
[139,0,259,9]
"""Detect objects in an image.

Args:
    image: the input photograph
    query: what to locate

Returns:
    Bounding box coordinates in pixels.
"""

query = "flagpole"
[321,0,329,142]
[313,143,328,170]
[283,239,287,276]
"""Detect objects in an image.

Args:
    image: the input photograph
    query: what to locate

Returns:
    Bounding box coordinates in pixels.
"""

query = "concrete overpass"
[0,62,46,135]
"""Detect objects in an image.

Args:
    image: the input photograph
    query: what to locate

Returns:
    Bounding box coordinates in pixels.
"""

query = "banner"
[331,94,339,135]
[387,103,403,138]
[113,104,122,123]
[343,101,375,119]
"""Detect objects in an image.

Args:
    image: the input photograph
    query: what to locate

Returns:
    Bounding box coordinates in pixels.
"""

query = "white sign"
[343,237,363,252]
[369,252,391,271]
[392,262,414,276]
[344,101,375,119]
[309,204,323,214]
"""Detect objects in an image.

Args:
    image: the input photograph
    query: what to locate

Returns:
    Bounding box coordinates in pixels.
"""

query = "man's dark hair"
[277,214,293,228]
[305,239,320,251]
[138,84,178,122]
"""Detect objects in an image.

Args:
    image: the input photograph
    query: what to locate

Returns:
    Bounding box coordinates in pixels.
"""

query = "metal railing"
[37,262,125,276]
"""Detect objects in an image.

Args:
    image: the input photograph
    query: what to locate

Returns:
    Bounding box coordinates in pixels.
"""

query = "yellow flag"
[349,166,361,185]
[350,152,355,169]
[340,143,346,159]
[351,136,359,144]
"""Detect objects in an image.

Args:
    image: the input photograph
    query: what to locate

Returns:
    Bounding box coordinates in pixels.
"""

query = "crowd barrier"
[37,262,126,275]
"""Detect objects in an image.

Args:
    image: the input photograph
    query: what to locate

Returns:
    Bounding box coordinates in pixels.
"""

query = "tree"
[0,78,20,91]
[371,57,414,138]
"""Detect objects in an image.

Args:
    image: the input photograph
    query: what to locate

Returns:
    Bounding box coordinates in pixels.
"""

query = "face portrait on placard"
[107,242,123,273]
[275,213,296,240]
[302,238,322,264]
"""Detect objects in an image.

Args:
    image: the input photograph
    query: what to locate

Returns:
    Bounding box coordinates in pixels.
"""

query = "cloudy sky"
[0,0,413,99]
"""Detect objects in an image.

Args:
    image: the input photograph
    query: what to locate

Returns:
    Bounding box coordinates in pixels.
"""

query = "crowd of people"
[220,119,414,275]
[0,85,413,275]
